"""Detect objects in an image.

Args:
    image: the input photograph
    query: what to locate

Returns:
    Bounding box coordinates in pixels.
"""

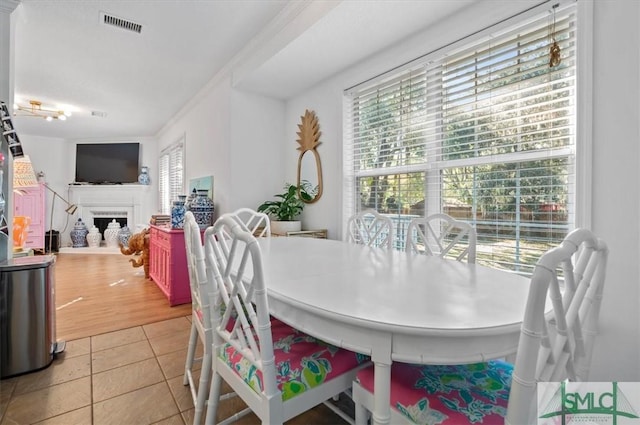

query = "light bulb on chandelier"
[13,100,72,121]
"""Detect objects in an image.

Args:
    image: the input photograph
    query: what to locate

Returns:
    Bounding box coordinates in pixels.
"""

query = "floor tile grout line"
[4,376,92,425]
[3,317,195,425]
[152,328,183,415]
[90,327,185,424]
[89,325,146,354]
[0,380,15,424]
[92,352,172,421]
[86,315,191,354]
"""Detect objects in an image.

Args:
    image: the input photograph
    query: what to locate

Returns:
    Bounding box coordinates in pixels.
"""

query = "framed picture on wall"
[188,175,213,201]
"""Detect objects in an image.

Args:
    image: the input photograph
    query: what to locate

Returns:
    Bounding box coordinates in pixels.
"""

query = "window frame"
[158,135,185,215]
[342,0,592,273]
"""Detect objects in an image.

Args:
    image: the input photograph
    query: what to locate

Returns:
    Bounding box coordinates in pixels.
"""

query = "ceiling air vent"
[100,12,142,34]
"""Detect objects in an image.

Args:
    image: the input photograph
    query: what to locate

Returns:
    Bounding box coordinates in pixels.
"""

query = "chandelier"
[13,100,72,121]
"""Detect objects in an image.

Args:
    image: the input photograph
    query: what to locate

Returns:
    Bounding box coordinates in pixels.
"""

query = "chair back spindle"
[506,228,608,424]
[352,227,608,425]
[182,211,214,424]
[230,207,271,237]
[346,209,394,250]
[204,213,370,425]
[405,213,476,263]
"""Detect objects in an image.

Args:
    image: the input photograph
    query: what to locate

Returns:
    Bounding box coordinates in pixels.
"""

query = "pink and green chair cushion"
[356,360,513,424]
[194,303,203,323]
[220,318,369,401]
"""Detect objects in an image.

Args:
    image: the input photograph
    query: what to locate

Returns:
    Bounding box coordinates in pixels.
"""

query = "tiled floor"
[0,316,348,425]
[0,316,196,425]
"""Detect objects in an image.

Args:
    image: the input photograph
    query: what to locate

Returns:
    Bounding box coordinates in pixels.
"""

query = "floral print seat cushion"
[220,318,369,401]
[356,360,513,424]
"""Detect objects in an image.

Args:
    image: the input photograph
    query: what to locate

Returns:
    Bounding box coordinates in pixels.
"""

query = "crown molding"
[156,0,339,139]
[229,0,340,89]
[0,0,19,14]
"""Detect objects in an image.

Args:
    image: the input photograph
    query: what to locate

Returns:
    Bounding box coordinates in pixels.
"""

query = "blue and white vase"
[119,226,132,247]
[184,188,197,211]
[138,166,150,185]
[189,189,214,230]
[171,197,186,229]
[70,218,89,248]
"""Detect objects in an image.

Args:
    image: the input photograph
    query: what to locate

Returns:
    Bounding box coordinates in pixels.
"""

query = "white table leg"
[371,361,391,425]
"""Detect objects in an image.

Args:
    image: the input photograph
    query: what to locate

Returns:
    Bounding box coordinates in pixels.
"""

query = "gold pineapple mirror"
[296,109,323,204]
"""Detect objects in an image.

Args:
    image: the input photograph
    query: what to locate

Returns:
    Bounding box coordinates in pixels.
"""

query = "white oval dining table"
[256,236,531,425]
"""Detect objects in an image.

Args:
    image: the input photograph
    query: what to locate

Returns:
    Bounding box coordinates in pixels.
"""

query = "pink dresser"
[13,183,46,251]
[148,225,191,306]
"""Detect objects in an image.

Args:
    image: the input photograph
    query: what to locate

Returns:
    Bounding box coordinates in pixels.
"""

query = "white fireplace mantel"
[68,184,152,232]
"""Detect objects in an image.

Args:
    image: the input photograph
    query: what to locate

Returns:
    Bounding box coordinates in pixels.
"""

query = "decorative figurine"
[138,166,150,185]
[86,225,102,248]
[119,228,151,278]
[104,219,121,248]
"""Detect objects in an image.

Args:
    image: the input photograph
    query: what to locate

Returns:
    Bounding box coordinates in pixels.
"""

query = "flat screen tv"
[75,142,140,184]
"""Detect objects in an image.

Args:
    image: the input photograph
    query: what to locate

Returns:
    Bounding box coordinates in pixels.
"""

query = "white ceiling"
[10,0,475,141]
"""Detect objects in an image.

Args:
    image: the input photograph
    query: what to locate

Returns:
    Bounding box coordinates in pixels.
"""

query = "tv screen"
[75,143,140,184]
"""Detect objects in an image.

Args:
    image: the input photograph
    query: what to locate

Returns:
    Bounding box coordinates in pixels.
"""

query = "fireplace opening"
[93,217,128,239]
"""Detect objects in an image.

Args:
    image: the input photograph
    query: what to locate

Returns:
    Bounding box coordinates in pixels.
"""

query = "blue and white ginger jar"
[70,218,89,248]
[119,226,132,247]
[138,166,150,185]
[171,196,187,229]
[188,190,214,230]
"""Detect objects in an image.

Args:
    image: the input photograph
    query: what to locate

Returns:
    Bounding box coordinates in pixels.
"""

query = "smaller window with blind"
[343,3,577,275]
[158,138,185,214]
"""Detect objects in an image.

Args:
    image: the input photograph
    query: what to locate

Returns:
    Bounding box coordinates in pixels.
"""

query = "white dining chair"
[353,228,608,425]
[230,207,271,237]
[182,211,214,425]
[203,214,370,425]
[346,209,394,250]
[405,213,476,263]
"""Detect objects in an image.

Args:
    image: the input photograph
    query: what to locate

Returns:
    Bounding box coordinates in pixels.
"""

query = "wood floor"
[54,253,192,341]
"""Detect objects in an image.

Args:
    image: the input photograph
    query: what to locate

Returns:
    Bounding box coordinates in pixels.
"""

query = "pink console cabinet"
[13,183,46,251]
[148,225,192,306]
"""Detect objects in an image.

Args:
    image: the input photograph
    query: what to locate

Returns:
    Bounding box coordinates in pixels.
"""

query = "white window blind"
[344,4,577,274]
[158,140,184,214]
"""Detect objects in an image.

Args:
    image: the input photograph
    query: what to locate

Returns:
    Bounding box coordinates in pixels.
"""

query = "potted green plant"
[257,182,315,235]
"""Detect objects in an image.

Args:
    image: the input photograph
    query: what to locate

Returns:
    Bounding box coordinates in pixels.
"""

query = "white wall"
[0,1,14,104]
[588,0,640,381]
[157,78,285,220]
[285,0,640,380]
[230,89,286,211]
[158,79,232,219]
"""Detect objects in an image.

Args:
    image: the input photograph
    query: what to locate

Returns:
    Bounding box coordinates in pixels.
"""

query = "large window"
[344,3,578,275]
[158,138,184,214]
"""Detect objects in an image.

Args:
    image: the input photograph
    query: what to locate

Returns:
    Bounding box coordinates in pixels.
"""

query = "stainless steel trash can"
[0,255,57,379]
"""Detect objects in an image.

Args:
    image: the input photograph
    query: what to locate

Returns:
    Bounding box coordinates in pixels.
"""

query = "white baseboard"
[59,246,121,254]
